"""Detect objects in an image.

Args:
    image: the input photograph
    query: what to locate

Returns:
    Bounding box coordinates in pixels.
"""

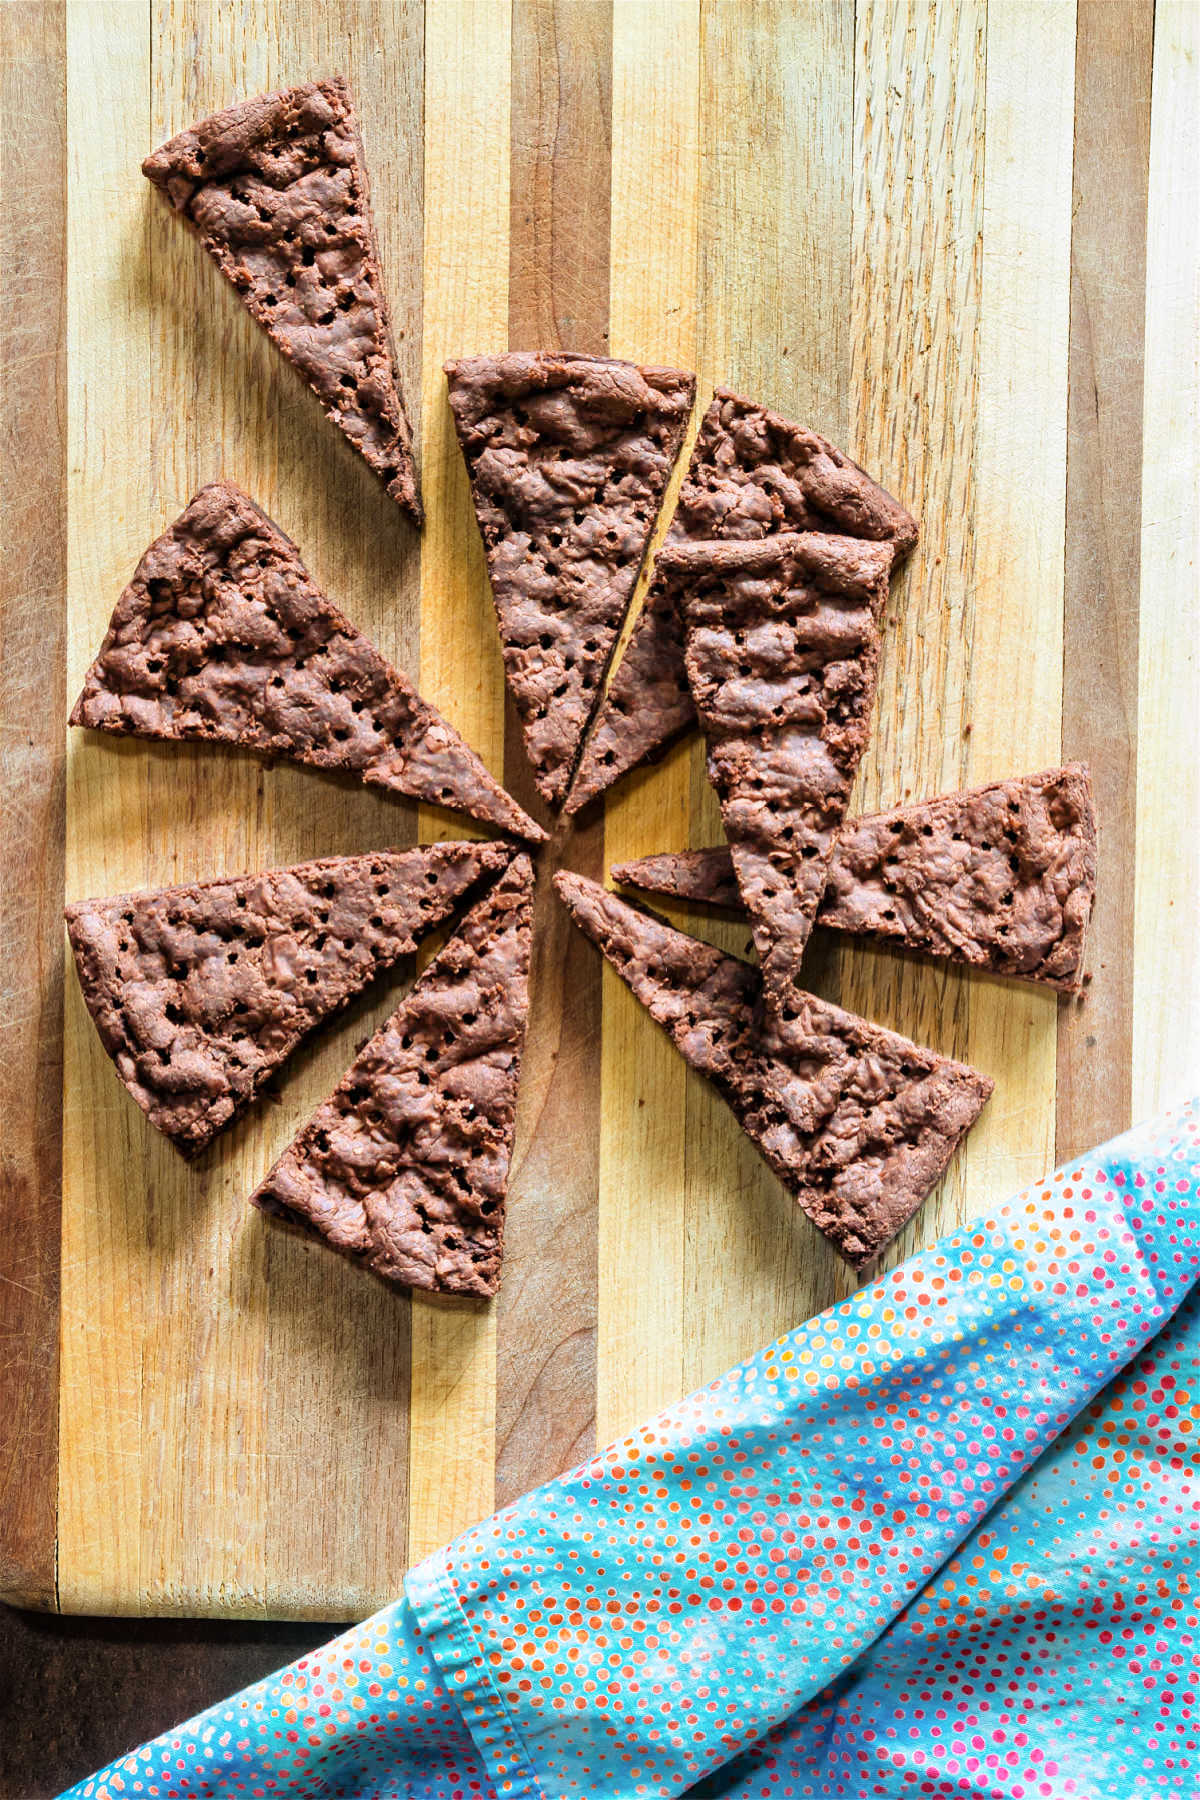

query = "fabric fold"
[406,1103,1200,1799]
[60,1102,1200,1800]
[676,1276,1200,1797]
[61,1595,487,1799]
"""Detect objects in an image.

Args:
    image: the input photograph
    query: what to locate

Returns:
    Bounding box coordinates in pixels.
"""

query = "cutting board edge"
[48,1576,370,1626]
[0,1558,61,1617]
[0,0,67,1625]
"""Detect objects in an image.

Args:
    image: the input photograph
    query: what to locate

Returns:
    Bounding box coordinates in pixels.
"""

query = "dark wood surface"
[0,0,65,1619]
[496,0,609,1509]
[1056,0,1153,1164]
[0,1608,332,1799]
[0,0,1164,1792]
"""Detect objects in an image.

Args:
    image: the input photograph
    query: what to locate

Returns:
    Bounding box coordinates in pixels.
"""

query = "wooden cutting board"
[3,0,1198,1620]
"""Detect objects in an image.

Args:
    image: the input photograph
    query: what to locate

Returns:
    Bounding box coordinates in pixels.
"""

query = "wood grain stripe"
[510,0,613,357]
[252,1,424,1621]
[844,0,984,1270]
[59,0,155,1617]
[683,0,857,1388]
[1133,0,1200,1120]
[0,0,67,1612]
[409,0,512,1565]
[61,0,426,1618]
[966,0,1074,1198]
[140,0,281,1621]
[597,0,700,1447]
[494,0,612,1507]
[1057,0,1153,1162]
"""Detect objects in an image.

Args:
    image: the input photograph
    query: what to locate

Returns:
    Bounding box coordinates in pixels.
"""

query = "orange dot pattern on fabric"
[409,1105,1200,1799]
[61,1595,488,1800]
[694,1277,1200,1797]
[61,1105,1200,1800]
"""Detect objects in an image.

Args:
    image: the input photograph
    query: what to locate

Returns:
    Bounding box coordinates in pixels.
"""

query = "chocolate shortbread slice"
[446,352,696,806]
[612,766,1097,993]
[143,79,421,522]
[614,846,743,910]
[565,389,916,813]
[70,483,543,843]
[666,532,895,1042]
[66,840,512,1157]
[556,873,991,1269]
[251,854,534,1298]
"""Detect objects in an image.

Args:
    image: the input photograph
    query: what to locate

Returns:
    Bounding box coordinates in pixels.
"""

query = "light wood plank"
[250,0,423,1621]
[408,0,512,1564]
[965,0,1075,1199]
[59,0,155,1616]
[598,0,700,1446]
[61,0,424,1618]
[135,0,279,1623]
[683,0,856,1389]
[843,0,985,1269]
[1133,0,1200,1119]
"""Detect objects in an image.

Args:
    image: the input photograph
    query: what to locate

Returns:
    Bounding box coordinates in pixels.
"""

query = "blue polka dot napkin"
[61,1102,1200,1800]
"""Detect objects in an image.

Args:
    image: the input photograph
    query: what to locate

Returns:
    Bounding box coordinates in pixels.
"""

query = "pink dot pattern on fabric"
[58,1105,1200,1800]
[59,1601,487,1799]
[409,1105,1200,1799]
[685,1278,1200,1797]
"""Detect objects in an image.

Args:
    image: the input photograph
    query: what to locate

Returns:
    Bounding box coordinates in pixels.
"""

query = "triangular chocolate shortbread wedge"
[70,483,543,843]
[565,389,916,813]
[446,352,696,806]
[613,766,1097,993]
[144,79,421,522]
[67,840,512,1156]
[613,846,743,908]
[556,873,992,1268]
[251,854,534,1298]
[664,532,895,1042]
